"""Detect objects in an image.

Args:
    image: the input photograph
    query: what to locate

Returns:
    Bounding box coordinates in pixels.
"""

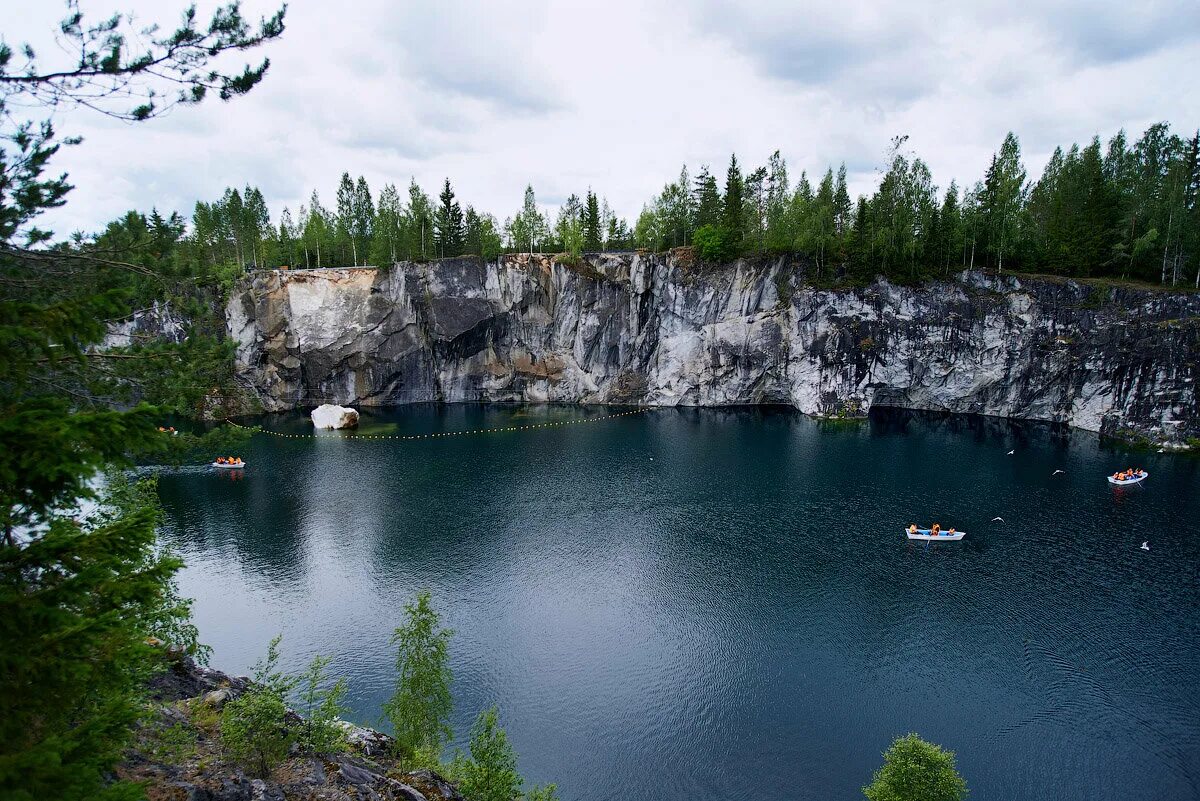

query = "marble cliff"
[226,253,1200,444]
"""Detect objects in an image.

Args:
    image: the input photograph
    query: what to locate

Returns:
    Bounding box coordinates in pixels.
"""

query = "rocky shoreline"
[121,655,463,801]
[226,254,1200,448]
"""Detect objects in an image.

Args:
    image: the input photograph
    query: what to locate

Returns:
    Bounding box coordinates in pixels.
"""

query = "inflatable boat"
[1107,471,1147,486]
[212,461,246,469]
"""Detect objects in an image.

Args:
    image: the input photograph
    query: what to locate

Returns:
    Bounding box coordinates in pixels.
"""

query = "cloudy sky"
[8,0,1200,237]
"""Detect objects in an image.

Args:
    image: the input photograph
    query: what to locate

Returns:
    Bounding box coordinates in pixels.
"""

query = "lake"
[155,405,1200,801]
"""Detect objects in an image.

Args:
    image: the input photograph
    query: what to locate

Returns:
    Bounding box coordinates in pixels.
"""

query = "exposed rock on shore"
[122,657,463,801]
[227,254,1200,446]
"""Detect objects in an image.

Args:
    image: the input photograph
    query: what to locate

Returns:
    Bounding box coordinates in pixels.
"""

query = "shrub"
[220,637,297,777]
[296,655,349,754]
[863,733,968,801]
[451,707,522,801]
[692,224,731,262]
[384,591,453,764]
[526,783,560,801]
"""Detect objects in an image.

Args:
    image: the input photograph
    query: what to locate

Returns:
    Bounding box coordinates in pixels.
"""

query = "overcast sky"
[8,0,1200,237]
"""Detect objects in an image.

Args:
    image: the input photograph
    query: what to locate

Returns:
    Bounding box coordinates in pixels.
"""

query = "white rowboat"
[905,528,965,541]
[1107,471,1148,486]
[212,461,246,469]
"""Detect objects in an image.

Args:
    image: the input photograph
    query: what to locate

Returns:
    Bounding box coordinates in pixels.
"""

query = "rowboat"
[905,528,965,541]
[212,461,246,469]
[1107,471,1147,485]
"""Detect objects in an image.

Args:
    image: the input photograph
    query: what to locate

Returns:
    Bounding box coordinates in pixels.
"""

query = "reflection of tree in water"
[156,467,305,586]
[868,407,1074,450]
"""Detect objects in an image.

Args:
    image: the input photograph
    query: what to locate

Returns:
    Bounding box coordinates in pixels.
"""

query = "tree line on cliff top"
[116,122,1200,289]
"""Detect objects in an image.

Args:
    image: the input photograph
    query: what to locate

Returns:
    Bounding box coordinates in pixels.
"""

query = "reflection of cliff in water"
[155,460,306,587]
[869,406,1074,451]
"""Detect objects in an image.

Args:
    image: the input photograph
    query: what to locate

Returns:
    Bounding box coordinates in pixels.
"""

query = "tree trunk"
[1161,208,1174,285]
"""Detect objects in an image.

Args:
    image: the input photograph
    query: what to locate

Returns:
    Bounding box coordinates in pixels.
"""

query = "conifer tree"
[723,154,745,253]
[693,167,723,229]
[434,178,465,257]
[583,191,602,252]
[0,3,285,799]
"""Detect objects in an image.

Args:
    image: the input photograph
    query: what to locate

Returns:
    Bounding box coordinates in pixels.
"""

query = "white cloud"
[6,0,1199,236]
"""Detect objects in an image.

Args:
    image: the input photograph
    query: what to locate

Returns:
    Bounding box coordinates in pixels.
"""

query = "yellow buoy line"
[224,408,649,441]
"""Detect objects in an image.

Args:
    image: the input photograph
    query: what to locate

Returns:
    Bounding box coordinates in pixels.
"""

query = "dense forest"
[112,122,1200,289]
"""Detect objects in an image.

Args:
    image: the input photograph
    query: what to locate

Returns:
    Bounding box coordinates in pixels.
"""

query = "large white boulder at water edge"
[311,404,360,429]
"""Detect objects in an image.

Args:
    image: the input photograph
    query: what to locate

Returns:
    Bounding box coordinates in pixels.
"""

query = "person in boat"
[931,523,941,536]
[908,524,918,535]
[948,527,956,535]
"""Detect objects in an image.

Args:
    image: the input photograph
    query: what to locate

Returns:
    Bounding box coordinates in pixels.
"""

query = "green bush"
[450,707,522,801]
[220,637,297,777]
[692,224,731,263]
[525,783,560,801]
[296,655,349,754]
[863,733,968,801]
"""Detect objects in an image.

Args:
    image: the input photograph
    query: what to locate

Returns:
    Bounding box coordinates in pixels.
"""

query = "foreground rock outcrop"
[121,657,462,801]
[227,254,1200,445]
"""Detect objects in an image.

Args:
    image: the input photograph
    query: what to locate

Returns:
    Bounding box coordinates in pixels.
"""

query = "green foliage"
[436,179,465,258]
[0,5,283,797]
[139,424,258,468]
[525,783,561,801]
[693,224,731,262]
[296,655,349,754]
[451,707,522,801]
[0,478,187,800]
[863,733,968,801]
[219,636,297,777]
[556,194,585,259]
[144,721,198,765]
[384,591,454,764]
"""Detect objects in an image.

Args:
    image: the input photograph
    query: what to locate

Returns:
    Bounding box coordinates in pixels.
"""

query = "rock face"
[227,254,1200,444]
[311,403,360,429]
[123,656,464,801]
[102,300,188,349]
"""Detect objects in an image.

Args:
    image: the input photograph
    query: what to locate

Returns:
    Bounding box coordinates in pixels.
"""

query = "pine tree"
[434,179,465,258]
[723,154,745,254]
[583,191,602,252]
[0,4,284,798]
[692,167,722,229]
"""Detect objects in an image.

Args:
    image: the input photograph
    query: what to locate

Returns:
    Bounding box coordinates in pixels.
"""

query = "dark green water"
[155,406,1200,801]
